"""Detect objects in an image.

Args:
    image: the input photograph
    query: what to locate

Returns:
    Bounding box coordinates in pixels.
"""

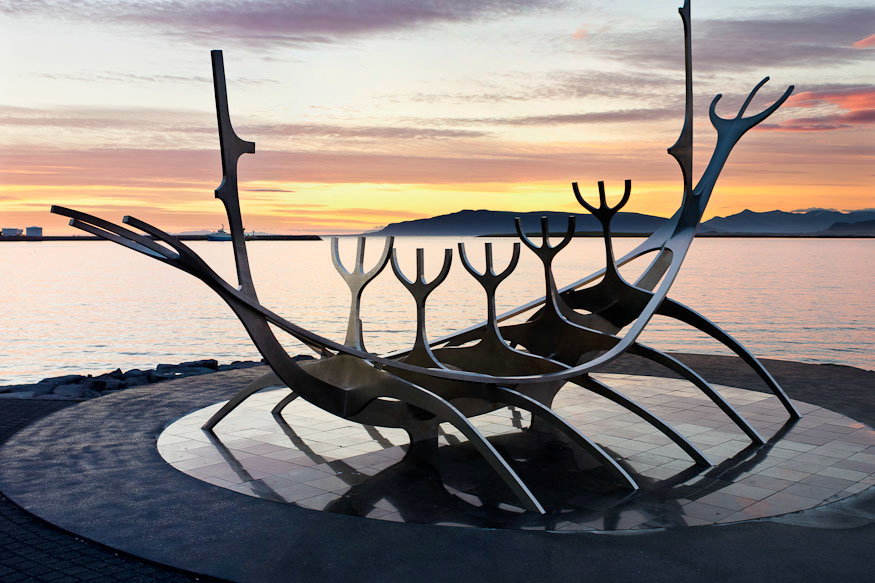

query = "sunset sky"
[1,0,872,235]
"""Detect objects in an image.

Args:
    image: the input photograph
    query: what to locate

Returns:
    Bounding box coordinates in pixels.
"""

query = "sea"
[0,237,872,385]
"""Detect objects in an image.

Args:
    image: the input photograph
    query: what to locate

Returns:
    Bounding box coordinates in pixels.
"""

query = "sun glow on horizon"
[1,1,872,234]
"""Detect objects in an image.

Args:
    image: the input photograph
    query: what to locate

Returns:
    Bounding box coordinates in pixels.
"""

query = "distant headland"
[364,208,875,238]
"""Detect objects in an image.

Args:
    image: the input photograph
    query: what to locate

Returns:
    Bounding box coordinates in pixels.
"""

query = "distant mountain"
[175,230,213,236]
[702,209,875,234]
[820,219,875,236]
[362,208,875,237]
[367,209,667,237]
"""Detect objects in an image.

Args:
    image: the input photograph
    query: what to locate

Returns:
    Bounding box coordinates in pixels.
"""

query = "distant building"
[1,228,23,237]
[25,226,43,237]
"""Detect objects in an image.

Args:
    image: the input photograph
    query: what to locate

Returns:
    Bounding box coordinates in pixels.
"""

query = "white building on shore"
[25,226,43,237]
[1,228,23,237]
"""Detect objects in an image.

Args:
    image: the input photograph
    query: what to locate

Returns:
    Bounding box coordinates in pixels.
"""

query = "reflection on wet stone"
[158,374,875,531]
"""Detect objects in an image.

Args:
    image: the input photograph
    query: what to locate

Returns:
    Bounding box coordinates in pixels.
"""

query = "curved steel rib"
[485,385,638,490]
[372,374,546,514]
[657,298,801,419]
[204,371,282,431]
[571,374,711,466]
[628,344,765,444]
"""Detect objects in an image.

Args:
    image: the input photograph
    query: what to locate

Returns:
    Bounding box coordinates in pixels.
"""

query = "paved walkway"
[0,400,226,583]
[0,354,872,582]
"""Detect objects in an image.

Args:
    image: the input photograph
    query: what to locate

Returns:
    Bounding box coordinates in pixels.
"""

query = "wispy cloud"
[402,70,677,104]
[3,0,565,46]
[433,106,677,127]
[36,71,277,87]
[0,144,668,188]
[590,6,874,72]
[0,106,488,142]
[242,123,487,140]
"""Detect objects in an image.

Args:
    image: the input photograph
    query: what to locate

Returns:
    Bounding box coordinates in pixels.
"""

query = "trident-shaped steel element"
[573,180,630,285]
[456,242,520,350]
[391,248,453,368]
[333,236,395,351]
[515,216,576,324]
[268,235,396,416]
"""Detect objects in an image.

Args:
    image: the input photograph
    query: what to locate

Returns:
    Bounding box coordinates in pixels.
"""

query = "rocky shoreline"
[0,358,309,401]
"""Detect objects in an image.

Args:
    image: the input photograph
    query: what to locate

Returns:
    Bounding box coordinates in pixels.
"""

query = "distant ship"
[206,226,232,241]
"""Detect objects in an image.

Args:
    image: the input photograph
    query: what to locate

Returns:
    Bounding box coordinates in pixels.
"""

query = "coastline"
[0,358,281,400]
[482,232,875,238]
[0,234,322,242]
[3,352,870,401]
[2,233,874,242]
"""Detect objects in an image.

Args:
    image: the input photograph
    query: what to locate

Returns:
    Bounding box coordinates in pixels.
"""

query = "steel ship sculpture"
[53,1,799,514]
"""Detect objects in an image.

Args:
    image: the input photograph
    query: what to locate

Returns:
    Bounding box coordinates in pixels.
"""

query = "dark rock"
[179,359,219,370]
[86,377,124,392]
[53,384,100,399]
[105,368,125,380]
[0,384,35,394]
[155,363,178,373]
[38,374,86,387]
[0,392,35,399]
[30,383,56,396]
[231,360,261,369]
[0,383,54,395]
[124,376,150,388]
[122,368,148,379]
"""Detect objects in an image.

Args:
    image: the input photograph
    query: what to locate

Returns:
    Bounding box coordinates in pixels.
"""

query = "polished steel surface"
[51,1,801,513]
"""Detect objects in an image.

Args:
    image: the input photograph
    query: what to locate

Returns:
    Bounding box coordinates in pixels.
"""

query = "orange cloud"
[572,25,587,40]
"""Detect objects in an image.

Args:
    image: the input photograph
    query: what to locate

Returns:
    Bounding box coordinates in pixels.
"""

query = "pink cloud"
[572,25,588,40]
[759,87,875,132]
[853,34,875,48]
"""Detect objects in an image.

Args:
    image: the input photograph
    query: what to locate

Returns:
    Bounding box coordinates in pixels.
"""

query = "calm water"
[0,237,872,384]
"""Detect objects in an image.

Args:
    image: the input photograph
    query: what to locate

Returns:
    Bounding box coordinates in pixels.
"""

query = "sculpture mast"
[211,50,258,300]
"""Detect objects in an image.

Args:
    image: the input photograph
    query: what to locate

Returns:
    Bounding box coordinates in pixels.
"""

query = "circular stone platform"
[1,361,874,583]
[159,374,875,530]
